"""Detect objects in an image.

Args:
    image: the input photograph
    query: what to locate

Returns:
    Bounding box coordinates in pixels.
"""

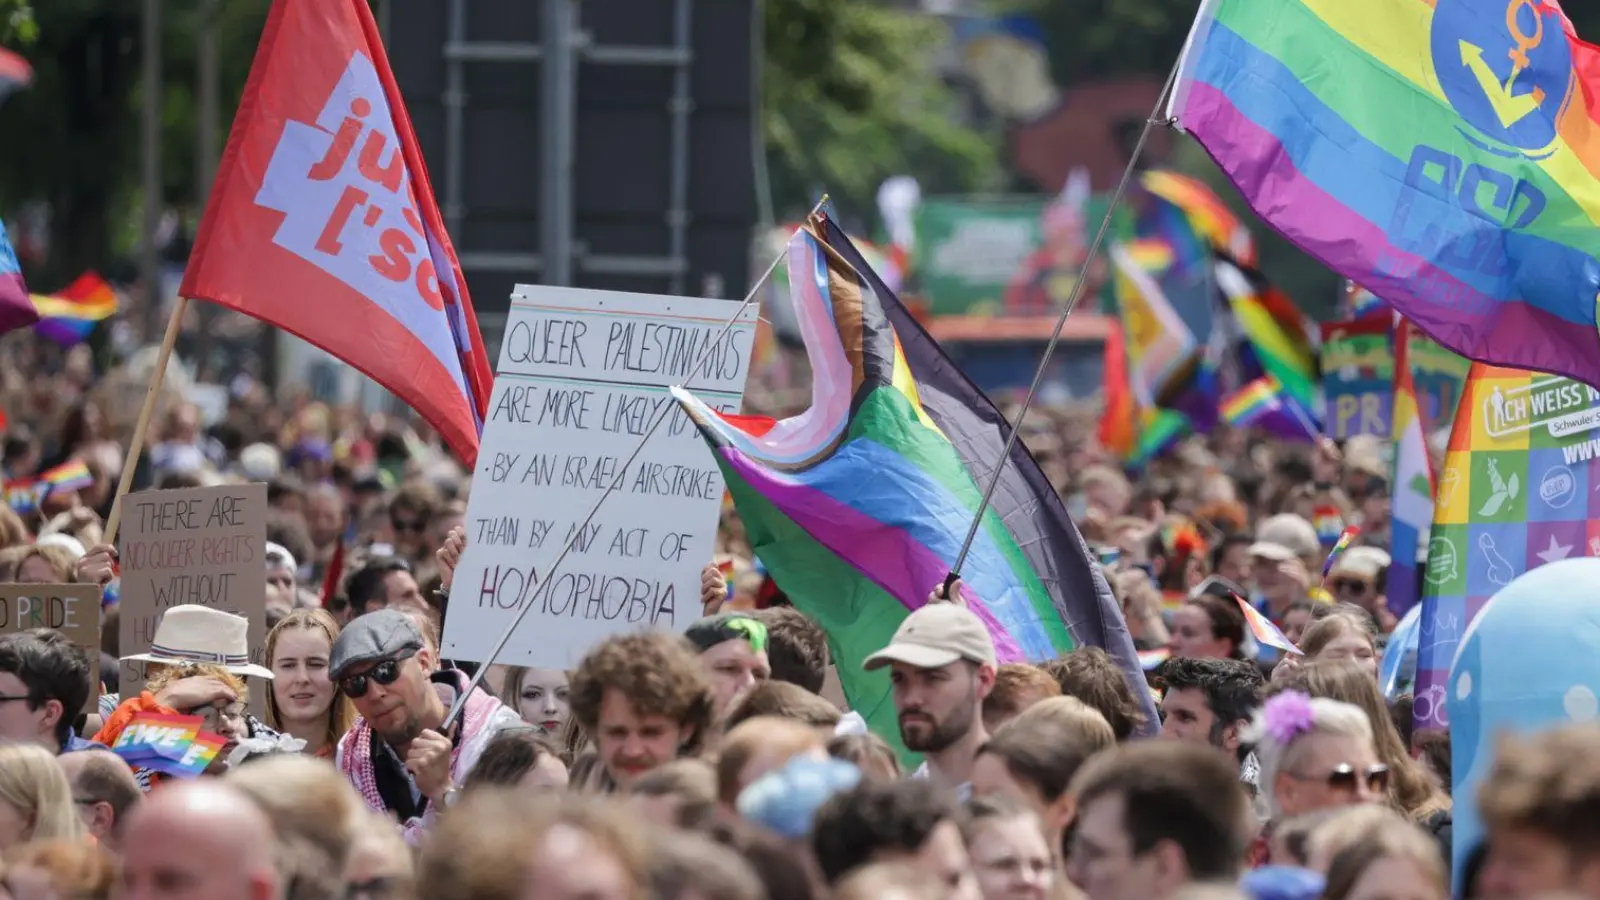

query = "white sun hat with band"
[121,604,274,680]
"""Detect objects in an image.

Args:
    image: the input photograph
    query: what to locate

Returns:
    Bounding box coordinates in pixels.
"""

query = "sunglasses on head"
[339,650,416,698]
[1306,762,1389,794]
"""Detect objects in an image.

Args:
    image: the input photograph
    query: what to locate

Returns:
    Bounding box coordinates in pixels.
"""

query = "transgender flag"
[1389,318,1435,617]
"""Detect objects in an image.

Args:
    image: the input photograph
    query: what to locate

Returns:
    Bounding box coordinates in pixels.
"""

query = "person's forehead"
[701,638,764,665]
[1162,686,1210,713]
[0,671,27,694]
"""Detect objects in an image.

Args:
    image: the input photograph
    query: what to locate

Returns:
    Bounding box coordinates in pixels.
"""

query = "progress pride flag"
[182,0,491,462]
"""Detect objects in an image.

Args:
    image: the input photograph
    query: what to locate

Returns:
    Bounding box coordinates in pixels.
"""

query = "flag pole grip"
[103,296,189,547]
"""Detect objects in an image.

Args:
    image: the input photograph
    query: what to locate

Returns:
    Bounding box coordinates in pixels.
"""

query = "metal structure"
[380,0,759,352]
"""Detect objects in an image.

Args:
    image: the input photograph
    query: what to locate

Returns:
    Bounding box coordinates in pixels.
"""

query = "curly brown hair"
[568,632,716,757]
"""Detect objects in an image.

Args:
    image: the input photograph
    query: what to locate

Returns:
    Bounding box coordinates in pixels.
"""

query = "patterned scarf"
[338,671,499,817]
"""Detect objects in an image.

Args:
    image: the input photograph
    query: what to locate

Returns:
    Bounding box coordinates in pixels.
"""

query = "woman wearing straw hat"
[92,605,288,789]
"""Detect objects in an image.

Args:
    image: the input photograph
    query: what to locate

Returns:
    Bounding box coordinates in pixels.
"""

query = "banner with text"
[440,286,756,669]
[0,584,101,713]
[1320,316,1472,440]
[117,483,268,711]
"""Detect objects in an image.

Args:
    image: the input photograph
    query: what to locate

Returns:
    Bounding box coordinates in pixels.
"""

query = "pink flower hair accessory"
[1262,691,1316,745]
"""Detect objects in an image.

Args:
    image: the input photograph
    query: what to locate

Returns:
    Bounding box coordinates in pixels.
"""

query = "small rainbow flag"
[38,459,92,496]
[1138,647,1172,670]
[1220,375,1319,443]
[3,481,40,515]
[1321,524,1361,578]
[1234,593,1301,656]
[111,712,228,778]
[29,272,117,347]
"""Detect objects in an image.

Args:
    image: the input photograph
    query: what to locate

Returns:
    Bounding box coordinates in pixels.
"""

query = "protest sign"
[441,286,756,669]
[117,483,268,711]
[1320,317,1392,439]
[0,584,100,713]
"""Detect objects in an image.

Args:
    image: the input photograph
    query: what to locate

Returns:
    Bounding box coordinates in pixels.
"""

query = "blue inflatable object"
[1380,603,1422,700]
[1446,558,1600,888]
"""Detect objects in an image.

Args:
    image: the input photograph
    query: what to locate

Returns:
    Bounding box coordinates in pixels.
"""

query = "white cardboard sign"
[440,285,756,668]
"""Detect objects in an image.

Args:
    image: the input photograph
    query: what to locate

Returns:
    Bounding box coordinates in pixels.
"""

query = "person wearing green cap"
[685,613,772,717]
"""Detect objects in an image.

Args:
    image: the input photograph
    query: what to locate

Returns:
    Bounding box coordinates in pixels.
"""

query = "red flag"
[182,0,493,463]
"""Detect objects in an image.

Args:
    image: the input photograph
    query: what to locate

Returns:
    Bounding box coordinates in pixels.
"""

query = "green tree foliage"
[763,0,1001,222]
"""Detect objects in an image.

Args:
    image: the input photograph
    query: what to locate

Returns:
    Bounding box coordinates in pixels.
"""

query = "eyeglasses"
[0,694,30,705]
[1291,762,1389,794]
[346,877,395,899]
[339,651,415,699]
[1330,578,1373,595]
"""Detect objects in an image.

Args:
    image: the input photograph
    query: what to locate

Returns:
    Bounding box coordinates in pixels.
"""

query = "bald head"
[120,781,283,900]
[57,749,141,849]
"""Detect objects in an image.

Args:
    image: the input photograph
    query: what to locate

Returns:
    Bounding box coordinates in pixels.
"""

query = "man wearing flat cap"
[331,609,521,843]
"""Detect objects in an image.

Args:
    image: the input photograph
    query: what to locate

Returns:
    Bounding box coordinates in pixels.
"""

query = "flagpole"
[945,62,1182,589]
[441,196,827,731]
[103,297,189,546]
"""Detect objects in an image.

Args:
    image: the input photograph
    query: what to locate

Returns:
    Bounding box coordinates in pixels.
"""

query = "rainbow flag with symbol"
[1170,0,1600,387]
[1414,365,1600,730]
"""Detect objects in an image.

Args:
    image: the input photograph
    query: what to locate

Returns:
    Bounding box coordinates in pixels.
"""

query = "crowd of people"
[0,368,1587,900]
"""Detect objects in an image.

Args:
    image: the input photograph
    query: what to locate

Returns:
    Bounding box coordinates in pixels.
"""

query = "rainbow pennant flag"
[1220,375,1320,442]
[29,272,118,347]
[1214,257,1319,412]
[1414,363,1600,730]
[675,217,1154,758]
[1170,0,1600,387]
[1235,593,1302,655]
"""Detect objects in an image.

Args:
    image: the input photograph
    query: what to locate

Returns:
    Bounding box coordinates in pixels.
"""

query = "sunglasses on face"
[390,518,426,534]
[1302,762,1389,794]
[339,652,415,698]
[1330,578,1373,595]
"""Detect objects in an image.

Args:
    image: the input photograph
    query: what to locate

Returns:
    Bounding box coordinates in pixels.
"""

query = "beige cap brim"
[1248,541,1297,562]
[862,643,963,672]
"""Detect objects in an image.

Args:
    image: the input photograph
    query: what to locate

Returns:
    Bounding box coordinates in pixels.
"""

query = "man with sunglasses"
[332,609,522,844]
[1325,546,1396,633]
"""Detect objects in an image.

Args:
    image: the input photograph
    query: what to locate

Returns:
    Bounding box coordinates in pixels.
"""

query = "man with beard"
[331,609,522,844]
[864,603,996,797]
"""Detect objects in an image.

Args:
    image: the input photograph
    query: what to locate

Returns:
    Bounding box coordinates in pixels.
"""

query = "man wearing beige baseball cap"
[863,586,996,797]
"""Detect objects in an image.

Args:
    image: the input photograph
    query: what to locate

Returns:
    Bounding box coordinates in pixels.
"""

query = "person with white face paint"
[500,665,571,737]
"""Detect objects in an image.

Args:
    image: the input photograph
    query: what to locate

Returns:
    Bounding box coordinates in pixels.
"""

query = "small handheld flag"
[1321,525,1361,578]
[1234,593,1302,656]
[1138,647,1172,671]
[111,712,229,778]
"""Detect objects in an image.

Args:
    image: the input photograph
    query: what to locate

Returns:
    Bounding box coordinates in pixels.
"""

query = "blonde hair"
[1249,694,1374,819]
[348,810,416,900]
[14,544,77,583]
[1305,804,1408,871]
[263,608,357,748]
[1272,661,1450,822]
[2,839,117,900]
[228,755,369,899]
[0,744,85,845]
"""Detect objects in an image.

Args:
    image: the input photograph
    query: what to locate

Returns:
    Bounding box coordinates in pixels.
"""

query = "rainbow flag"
[1214,257,1319,411]
[1171,0,1600,388]
[1112,243,1198,411]
[1322,525,1362,578]
[675,217,1154,757]
[1235,593,1302,655]
[29,272,118,347]
[38,459,92,496]
[1414,363,1600,730]
[1220,375,1320,442]
[3,481,40,515]
[1138,647,1172,670]
[1390,319,1436,617]
[1141,170,1256,267]
[110,712,228,778]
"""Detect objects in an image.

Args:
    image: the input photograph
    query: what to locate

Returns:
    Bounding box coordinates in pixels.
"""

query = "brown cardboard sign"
[117,482,269,712]
[0,583,102,714]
